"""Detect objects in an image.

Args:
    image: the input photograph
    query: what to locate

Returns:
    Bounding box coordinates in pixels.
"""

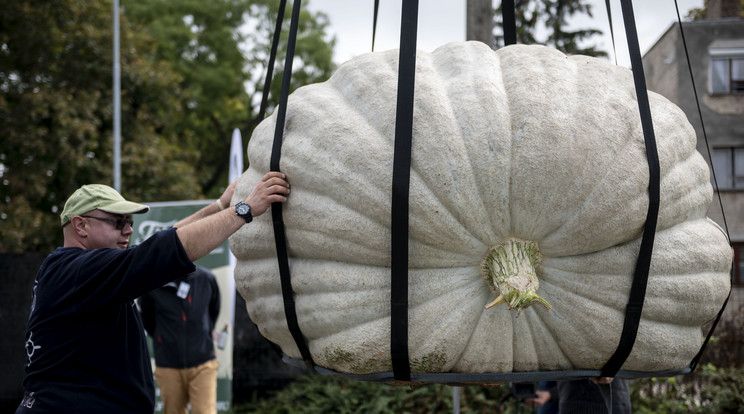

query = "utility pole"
[466,0,495,48]
[113,0,121,191]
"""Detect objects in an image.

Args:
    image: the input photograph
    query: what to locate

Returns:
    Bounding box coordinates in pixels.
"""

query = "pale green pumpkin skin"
[230,42,732,375]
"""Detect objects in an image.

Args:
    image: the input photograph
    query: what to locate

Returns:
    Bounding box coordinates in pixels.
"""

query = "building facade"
[643,10,744,285]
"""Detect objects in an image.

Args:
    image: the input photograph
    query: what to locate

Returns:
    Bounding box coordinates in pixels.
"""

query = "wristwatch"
[235,201,253,223]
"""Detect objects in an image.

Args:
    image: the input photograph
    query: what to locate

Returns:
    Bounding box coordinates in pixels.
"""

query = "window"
[709,40,744,95]
[711,147,744,190]
[711,57,744,94]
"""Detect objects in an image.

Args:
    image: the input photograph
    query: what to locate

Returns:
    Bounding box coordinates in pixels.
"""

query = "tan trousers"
[154,359,219,414]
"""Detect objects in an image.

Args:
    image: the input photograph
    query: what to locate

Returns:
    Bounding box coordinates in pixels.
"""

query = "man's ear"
[69,216,88,237]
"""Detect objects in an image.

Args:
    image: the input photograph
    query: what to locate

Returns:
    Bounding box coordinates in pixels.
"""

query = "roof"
[709,39,744,56]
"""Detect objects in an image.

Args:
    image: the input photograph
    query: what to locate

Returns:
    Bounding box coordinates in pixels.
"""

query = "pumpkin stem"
[481,238,551,316]
[484,295,505,309]
[529,292,552,311]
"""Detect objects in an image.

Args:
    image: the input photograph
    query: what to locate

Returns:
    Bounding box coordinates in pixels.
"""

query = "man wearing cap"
[16,172,289,414]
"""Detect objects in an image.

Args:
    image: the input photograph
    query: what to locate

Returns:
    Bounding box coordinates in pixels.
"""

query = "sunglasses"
[80,215,134,230]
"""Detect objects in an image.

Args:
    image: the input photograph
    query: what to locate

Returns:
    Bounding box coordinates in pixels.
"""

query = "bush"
[232,375,515,414]
[629,365,744,413]
[232,303,744,413]
[232,365,744,414]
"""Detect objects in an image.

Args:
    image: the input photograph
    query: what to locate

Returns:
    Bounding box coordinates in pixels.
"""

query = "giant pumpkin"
[230,42,732,375]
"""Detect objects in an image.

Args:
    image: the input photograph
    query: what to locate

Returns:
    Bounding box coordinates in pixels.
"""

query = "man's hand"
[243,171,290,217]
[218,180,237,210]
[176,171,289,262]
[524,390,552,409]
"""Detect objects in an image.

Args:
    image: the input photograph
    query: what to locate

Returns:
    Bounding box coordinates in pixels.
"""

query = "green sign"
[132,200,234,413]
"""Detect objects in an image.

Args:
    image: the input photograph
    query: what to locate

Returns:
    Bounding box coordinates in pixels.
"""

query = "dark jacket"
[138,266,220,368]
[556,379,631,414]
[17,228,195,414]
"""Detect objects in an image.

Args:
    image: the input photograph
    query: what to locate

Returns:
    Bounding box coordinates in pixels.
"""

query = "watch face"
[237,204,249,215]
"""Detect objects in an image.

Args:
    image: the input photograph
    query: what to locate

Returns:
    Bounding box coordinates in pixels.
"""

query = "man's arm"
[174,172,289,262]
[173,180,237,229]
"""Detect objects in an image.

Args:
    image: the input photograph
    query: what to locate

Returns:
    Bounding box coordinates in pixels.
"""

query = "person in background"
[139,265,221,414]
[534,381,559,414]
[16,172,289,414]
[525,377,632,413]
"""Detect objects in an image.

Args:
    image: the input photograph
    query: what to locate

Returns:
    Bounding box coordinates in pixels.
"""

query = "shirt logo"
[30,281,38,314]
[25,331,42,366]
[20,392,36,408]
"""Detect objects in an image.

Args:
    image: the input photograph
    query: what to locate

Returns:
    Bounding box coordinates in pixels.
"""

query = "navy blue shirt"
[17,228,195,413]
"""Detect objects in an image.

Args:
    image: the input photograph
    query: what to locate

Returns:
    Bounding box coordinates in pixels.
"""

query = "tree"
[467,0,495,47]
[122,0,336,198]
[687,0,744,19]
[0,0,336,253]
[494,0,542,46]
[543,0,606,56]
[0,0,203,253]
[494,0,607,57]
[686,0,710,20]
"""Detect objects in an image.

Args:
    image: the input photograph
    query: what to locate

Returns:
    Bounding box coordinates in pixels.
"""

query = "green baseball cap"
[60,184,149,226]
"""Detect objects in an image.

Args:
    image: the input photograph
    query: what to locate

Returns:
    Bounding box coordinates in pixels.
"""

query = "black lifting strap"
[257,0,287,122]
[270,0,316,371]
[501,0,517,46]
[252,0,287,362]
[604,0,618,65]
[600,0,661,378]
[390,0,418,382]
[372,0,380,52]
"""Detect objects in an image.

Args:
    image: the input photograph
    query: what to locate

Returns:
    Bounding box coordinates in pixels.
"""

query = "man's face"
[79,211,134,250]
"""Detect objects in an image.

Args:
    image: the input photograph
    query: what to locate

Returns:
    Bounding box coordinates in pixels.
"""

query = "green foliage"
[234,364,744,413]
[687,0,744,20]
[541,0,606,57]
[686,0,709,20]
[0,0,201,253]
[233,375,514,414]
[630,365,744,413]
[0,0,335,253]
[123,0,336,198]
[699,302,744,367]
[495,0,607,57]
[630,376,698,413]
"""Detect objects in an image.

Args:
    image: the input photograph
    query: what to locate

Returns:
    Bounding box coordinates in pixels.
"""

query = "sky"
[304,0,704,68]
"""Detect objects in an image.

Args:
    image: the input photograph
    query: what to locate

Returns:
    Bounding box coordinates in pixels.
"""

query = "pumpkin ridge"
[540,270,629,309]
[405,164,489,257]
[498,50,518,243]
[514,309,542,371]
[424,47,490,235]
[537,134,640,249]
[448,50,512,247]
[525,298,573,370]
[656,155,713,225]
[410,42,513,248]
[500,45,648,251]
[408,286,482,372]
[436,43,509,244]
[542,286,622,368]
[536,130,651,255]
[326,70,394,148]
[453,289,493,366]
